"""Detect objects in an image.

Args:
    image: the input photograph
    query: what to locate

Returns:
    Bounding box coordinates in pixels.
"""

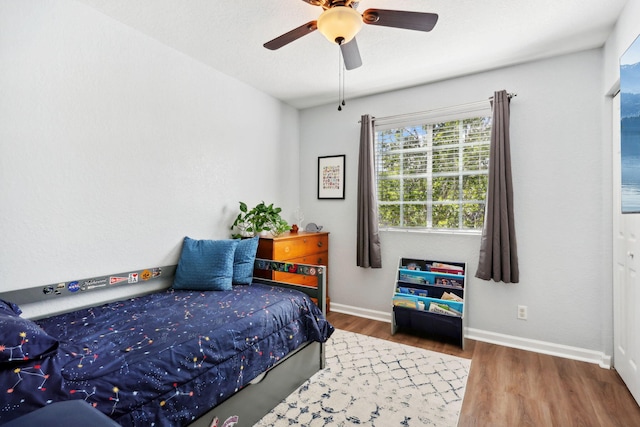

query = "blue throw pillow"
[173,237,239,291]
[233,236,260,285]
[0,313,59,364]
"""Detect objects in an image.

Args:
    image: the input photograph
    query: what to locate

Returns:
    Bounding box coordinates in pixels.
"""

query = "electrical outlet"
[517,305,528,320]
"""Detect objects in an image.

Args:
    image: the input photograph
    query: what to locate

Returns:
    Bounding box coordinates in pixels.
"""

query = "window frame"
[374,103,492,234]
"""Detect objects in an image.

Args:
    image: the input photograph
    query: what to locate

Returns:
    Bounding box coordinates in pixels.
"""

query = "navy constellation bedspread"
[0,284,334,426]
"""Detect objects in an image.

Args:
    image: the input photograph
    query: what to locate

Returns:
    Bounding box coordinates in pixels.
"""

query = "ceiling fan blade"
[264,21,318,50]
[340,38,362,70]
[362,9,438,32]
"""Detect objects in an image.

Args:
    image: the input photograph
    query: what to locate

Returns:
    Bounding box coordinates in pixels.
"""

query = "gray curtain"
[475,90,519,283]
[357,114,382,268]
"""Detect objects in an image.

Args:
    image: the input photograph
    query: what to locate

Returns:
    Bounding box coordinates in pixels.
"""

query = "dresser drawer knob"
[317,241,323,248]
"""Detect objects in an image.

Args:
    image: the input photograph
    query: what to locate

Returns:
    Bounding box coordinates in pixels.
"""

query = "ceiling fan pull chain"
[342,59,346,108]
[338,47,343,111]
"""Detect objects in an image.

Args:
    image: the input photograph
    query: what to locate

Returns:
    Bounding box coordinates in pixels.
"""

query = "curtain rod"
[491,92,517,101]
[360,92,517,123]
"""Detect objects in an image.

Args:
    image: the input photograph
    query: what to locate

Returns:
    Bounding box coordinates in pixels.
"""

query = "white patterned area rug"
[255,329,471,427]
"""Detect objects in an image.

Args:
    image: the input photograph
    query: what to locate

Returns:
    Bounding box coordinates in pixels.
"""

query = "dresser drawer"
[272,252,328,287]
[284,252,328,267]
[272,234,328,260]
[273,271,321,287]
[256,231,330,311]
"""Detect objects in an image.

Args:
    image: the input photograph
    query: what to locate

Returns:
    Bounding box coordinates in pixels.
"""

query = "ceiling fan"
[263,0,439,70]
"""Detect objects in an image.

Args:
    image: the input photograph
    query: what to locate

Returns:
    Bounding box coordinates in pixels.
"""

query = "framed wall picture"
[621,34,640,213]
[318,155,345,199]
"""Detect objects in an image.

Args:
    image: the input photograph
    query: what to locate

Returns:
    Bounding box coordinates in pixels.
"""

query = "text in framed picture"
[318,155,345,199]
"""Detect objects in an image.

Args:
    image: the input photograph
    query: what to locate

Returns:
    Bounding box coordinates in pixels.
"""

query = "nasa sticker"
[68,281,80,293]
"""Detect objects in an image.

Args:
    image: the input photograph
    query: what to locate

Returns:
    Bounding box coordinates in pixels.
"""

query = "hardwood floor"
[326,311,640,427]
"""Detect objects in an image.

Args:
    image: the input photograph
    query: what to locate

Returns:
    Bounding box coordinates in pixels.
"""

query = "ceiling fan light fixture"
[317,6,363,45]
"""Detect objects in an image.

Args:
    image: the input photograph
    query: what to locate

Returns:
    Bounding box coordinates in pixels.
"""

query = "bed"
[0,237,333,426]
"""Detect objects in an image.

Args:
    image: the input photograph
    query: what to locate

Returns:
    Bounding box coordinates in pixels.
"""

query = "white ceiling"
[75,0,627,109]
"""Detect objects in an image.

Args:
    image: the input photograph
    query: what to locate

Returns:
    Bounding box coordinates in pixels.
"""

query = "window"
[374,105,492,232]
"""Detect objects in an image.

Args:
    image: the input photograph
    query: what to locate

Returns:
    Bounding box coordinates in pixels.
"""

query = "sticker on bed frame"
[81,278,108,291]
[0,265,176,306]
[254,260,320,276]
[34,266,174,299]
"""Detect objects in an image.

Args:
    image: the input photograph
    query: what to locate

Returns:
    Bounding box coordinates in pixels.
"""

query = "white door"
[613,91,640,404]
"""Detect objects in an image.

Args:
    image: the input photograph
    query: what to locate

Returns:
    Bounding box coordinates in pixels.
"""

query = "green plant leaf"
[229,200,289,238]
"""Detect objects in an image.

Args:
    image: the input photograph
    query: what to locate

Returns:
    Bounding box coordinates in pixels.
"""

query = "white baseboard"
[466,328,612,369]
[329,303,612,369]
[330,303,391,324]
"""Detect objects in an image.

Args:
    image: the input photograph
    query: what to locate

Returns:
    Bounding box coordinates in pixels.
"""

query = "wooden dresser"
[256,231,329,310]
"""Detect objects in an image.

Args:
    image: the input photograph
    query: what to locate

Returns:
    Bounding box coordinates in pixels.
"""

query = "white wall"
[0,1,300,311]
[300,49,612,359]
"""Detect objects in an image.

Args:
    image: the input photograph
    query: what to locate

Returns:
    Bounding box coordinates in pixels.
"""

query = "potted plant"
[230,201,290,238]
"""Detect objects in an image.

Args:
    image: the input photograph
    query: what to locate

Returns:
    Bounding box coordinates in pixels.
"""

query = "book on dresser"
[391,257,466,348]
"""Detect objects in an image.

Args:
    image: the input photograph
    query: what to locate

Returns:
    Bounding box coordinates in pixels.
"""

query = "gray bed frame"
[0,259,328,427]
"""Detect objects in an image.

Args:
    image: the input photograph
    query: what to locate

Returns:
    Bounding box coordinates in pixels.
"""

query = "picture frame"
[318,155,345,199]
[621,34,640,213]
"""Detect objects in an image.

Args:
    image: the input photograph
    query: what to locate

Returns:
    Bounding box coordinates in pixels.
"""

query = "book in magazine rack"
[0,259,328,427]
[391,257,466,348]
